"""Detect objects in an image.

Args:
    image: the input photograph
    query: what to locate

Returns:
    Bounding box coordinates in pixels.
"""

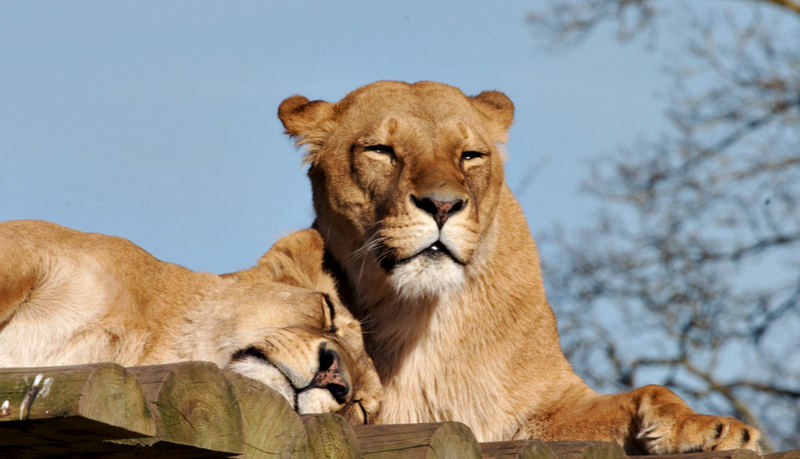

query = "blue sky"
[0,0,667,274]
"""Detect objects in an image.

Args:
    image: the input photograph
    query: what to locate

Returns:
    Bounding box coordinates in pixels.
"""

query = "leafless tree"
[529,0,800,451]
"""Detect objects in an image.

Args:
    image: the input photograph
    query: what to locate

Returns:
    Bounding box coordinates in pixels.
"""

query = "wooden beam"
[481,440,557,458]
[354,422,482,458]
[303,413,361,458]
[224,370,309,456]
[637,450,762,459]
[547,441,627,459]
[0,363,155,446]
[764,450,800,459]
[127,361,244,455]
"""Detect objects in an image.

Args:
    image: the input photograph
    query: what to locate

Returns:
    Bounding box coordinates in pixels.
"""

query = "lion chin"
[386,249,465,300]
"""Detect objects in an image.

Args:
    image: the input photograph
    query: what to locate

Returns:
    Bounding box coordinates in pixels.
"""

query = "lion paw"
[638,414,761,454]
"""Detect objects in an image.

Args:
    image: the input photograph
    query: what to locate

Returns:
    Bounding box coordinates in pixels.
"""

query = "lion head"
[227,228,382,424]
[279,81,513,301]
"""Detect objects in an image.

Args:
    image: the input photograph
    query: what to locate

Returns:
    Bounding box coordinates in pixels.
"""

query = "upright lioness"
[0,221,381,423]
[278,80,761,453]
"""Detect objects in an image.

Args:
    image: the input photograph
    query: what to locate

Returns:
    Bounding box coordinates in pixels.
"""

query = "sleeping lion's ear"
[278,95,335,163]
[470,90,514,132]
[258,228,325,287]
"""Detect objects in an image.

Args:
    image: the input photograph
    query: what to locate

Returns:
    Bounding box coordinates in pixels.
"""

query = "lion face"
[225,286,381,424]
[279,81,513,299]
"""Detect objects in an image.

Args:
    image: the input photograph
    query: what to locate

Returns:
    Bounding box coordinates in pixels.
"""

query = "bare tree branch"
[532,0,800,450]
[761,0,800,16]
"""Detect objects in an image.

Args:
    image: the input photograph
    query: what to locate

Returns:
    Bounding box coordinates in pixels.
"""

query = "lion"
[0,220,381,424]
[277,80,761,453]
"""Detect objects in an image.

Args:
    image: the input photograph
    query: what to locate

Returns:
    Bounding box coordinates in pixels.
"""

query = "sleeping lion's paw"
[640,414,760,454]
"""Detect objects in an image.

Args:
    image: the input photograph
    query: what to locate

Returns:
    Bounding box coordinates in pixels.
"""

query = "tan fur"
[0,220,381,424]
[278,80,761,453]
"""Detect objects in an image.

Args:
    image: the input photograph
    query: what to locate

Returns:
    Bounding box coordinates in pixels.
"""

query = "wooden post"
[481,440,557,459]
[303,413,361,458]
[639,451,763,459]
[353,422,482,458]
[224,370,309,457]
[546,441,627,459]
[127,361,244,455]
[0,363,155,446]
[765,450,800,459]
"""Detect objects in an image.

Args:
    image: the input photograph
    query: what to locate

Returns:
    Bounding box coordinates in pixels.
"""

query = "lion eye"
[232,346,268,362]
[322,294,338,334]
[461,151,486,161]
[364,144,396,157]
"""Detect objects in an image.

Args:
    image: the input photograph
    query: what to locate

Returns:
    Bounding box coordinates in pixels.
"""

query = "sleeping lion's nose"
[312,346,349,403]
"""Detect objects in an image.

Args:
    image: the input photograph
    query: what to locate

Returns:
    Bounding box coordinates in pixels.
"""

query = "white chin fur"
[389,255,465,299]
[297,388,343,415]
[226,357,296,408]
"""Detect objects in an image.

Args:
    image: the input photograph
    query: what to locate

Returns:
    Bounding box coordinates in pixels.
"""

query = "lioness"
[278,81,761,453]
[0,220,381,423]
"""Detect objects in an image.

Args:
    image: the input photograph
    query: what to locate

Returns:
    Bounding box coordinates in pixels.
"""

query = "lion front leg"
[542,384,761,454]
[535,384,761,454]
[632,385,761,454]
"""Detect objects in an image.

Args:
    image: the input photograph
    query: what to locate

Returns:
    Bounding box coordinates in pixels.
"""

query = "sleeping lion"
[0,221,381,424]
[277,80,762,453]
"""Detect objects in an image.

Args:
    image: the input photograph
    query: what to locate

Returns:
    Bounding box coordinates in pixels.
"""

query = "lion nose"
[411,195,466,228]
[312,346,349,403]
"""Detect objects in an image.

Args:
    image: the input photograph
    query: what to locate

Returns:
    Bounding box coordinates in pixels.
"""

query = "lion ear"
[258,229,325,288]
[470,90,514,133]
[278,95,335,163]
[278,95,333,136]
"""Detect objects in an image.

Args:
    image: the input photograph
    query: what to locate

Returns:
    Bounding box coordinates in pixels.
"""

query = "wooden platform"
[0,362,796,458]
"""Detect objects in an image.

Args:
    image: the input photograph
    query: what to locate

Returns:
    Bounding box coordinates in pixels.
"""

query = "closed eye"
[232,346,268,362]
[323,294,338,334]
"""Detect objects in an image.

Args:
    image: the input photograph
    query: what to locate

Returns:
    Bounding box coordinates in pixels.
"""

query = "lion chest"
[375,302,517,442]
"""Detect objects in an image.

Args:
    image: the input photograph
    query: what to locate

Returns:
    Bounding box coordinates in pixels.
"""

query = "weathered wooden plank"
[353,422,482,459]
[481,440,557,459]
[0,363,155,445]
[127,361,244,455]
[765,450,800,459]
[546,441,627,459]
[636,451,762,459]
[224,370,309,457]
[303,413,361,458]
